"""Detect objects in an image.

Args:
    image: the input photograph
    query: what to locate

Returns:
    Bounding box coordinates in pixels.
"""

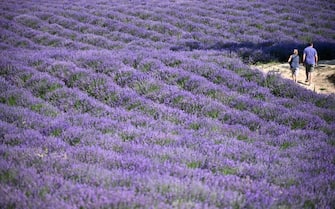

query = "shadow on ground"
[171,41,335,64]
[327,74,335,86]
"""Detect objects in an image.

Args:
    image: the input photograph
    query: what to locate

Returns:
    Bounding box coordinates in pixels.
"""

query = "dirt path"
[252,60,335,95]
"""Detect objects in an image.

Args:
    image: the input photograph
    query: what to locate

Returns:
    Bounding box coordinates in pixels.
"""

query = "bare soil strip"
[252,60,335,95]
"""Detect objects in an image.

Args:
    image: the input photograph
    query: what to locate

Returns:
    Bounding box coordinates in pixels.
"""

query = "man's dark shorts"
[305,64,315,72]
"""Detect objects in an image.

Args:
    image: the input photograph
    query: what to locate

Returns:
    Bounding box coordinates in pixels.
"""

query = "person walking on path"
[303,42,318,85]
[288,49,300,83]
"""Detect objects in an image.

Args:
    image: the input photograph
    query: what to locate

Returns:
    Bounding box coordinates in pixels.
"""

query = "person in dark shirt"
[288,49,300,83]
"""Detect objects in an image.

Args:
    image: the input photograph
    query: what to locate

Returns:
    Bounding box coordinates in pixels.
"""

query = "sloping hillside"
[1,0,335,208]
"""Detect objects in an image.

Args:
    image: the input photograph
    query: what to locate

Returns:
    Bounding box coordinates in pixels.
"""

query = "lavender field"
[1,0,335,208]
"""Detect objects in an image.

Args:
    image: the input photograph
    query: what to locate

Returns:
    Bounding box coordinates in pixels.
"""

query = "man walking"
[303,42,318,85]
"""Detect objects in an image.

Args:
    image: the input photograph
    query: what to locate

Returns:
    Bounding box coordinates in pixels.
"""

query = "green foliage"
[315,98,328,108]
[206,109,220,119]
[213,75,224,84]
[211,166,238,175]
[20,73,33,83]
[237,134,250,142]
[65,137,81,146]
[112,145,124,153]
[166,59,182,67]
[155,138,173,146]
[3,203,16,209]
[138,104,160,119]
[7,95,17,106]
[165,114,182,125]
[253,93,266,101]
[126,101,142,111]
[130,120,147,128]
[0,95,18,106]
[263,72,279,88]
[33,79,62,98]
[328,139,335,147]
[140,62,152,72]
[189,122,201,130]
[187,161,202,169]
[0,65,15,75]
[15,15,40,28]
[251,23,263,30]
[280,141,293,150]
[291,119,307,130]
[87,77,106,95]
[0,170,17,184]
[172,95,184,105]
[183,103,203,114]
[73,99,97,113]
[159,154,171,162]
[248,122,261,132]
[177,76,189,89]
[303,200,316,209]
[30,103,43,112]
[114,71,133,87]
[51,128,62,137]
[101,128,115,134]
[234,101,247,111]
[121,133,136,142]
[205,89,219,99]
[234,67,264,84]
[5,137,21,146]
[274,177,298,188]
[133,81,160,95]
[38,186,50,199]
[85,60,103,71]
[67,72,86,87]
[263,72,297,98]
[46,38,62,47]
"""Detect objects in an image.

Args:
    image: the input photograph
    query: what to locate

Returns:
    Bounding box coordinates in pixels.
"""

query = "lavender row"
[0,4,167,49]
[104,0,334,44]
[3,48,326,153]
[57,47,335,142]
[23,48,335,141]
[1,52,260,148]
[49,52,335,154]
[1,109,334,208]
[3,47,334,140]
[60,48,335,133]
[1,0,334,50]
[0,60,187,140]
[1,108,334,208]
[1,92,334,207]
[13,49,267,138]
[144,49,335,123]
[1,14,126,50]
[24,49,296,137]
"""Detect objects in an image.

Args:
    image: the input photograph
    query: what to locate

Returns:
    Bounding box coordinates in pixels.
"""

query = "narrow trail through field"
[252,60,335,95]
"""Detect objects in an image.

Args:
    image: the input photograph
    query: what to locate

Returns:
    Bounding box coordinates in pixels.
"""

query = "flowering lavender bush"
[1,0,335,208]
